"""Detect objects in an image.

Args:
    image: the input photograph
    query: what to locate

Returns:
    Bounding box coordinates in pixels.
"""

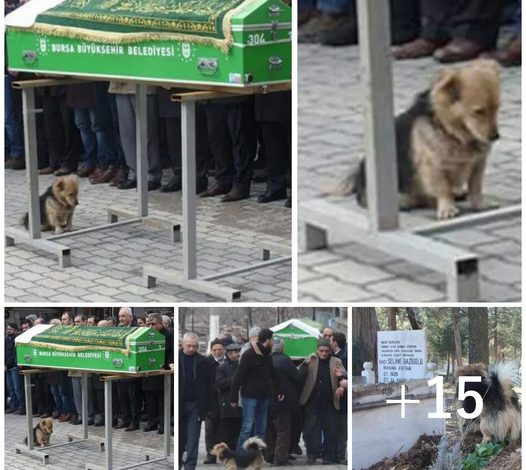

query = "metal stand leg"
[82,373,89,440]
[105,380,113,470]
[136,84,148,218]
[163,374,171,457]
[305,223,328,250]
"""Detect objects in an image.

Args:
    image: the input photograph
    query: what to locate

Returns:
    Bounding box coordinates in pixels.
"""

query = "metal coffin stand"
[299,0,520,301]
[142,88,292,302]
[15,369,172,469]
[5,79,180,269]
[16,370,104,464]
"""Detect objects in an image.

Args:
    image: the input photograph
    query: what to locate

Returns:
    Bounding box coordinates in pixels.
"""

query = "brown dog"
[23,417,53,447]
[334,59,501,220]
[211,437,266,470]
[22,175,79,234]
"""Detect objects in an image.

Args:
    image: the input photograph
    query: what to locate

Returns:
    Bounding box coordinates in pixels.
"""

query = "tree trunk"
[387,307,398,331]
[352,307,379,377]
[468,307,489,364]
[493,307,499,361]
[452,307,463,367]
[446,352,450,381]
[179,310,186,333]
[406,307,421,329]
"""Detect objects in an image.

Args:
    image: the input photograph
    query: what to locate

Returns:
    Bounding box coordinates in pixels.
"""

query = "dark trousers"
[41,93,82,169]
[163,105,210,180]
[335,410,347,462]
[179,401,201,470]
[259,122,291,193]
[117,379,141,426]
[421,0,506,47]
[145,390,164,428]
[35,376,54,415]
[303,400,338,462]
[219,417,241,450]
[289,407,303,452]
[266,411,292,464]
[205,101,257,192]
[204,414,221,457]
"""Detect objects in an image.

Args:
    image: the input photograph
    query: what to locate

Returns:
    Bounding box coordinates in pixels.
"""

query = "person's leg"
[259,122,289,199]
[74,108,98,172]
[165,116,182,179]
[274,411,291,464]
[265,413,277,463]
[320,405,338,462]
[128,379,141,427]
[6,369,18,410]
[117,382,131,426]
[179,402,189,469]
[204,415,217,461]
[92,82,119,168]
[289,407,303,454]
[11,367,25,413]
[202,103,233,193]
[253,398,268,439]
[49,384,62,417]
[4,74,25,164]
[225,99,257,199]
[41,94,65,170]
[146,94,162,184]
[116,94,137,183]
[335,410,347,462]
[57,94,82,172]
[237,397,257,449]
[71,377,82,422]
[184,401,202,470]
[302,401,322,461]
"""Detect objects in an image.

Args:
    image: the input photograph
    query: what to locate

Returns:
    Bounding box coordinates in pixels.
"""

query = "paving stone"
[299,278,375,302]
[313,259,391,284]
[367,278,444,302]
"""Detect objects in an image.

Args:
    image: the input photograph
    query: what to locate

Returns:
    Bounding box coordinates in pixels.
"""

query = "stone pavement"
[298,34,521,302]
[5,171,291,302]
[186,422,347,470]
[5,414,172,469]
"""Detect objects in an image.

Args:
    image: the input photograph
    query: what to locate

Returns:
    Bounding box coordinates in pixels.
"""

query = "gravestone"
[377,330,426,383]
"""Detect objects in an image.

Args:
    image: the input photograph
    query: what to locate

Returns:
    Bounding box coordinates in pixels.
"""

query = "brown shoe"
[393,38,442,60]
[221,187,249,202]
[299,13,349,44]
[482,37,521,67]
[434,38,487,63]
[298,10,313,26]
[39,166,56,175]
[58,413,73,422]
[199,183,232,198]
[55,166,73,176]
[125,424,139,432]
[110,167,128,186]
[77,164,96,177]
[91,165,118,184]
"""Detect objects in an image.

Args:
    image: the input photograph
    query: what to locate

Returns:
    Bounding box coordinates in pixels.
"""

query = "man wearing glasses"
[298,338,345,465]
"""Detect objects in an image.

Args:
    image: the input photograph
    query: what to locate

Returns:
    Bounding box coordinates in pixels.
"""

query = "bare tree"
[352,307,379,377]
[387,307,398,331]
[452,307,463,367]
[468,307,489,364]
[406,307,422,329]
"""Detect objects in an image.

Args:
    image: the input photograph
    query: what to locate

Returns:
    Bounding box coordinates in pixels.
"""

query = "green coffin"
[15,325,166,374]
[5,0,291,87]
[271,319,321,359]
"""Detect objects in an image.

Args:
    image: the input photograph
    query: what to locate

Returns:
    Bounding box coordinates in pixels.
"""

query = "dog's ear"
[55,178,64,191]
[433,68,460,103]
[70,174,80,184]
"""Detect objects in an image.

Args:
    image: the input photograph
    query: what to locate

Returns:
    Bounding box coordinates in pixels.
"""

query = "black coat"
[270,352,301,413]
[5,334,17,369]
[179,351,211,421]
[335,345,348,371]
[255,91,291,123]
[206,355,222,416]
[230,342,275,401]
[215,358,241,419]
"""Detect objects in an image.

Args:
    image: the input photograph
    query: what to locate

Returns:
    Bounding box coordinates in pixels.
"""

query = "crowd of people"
[5,307,174,434]
[179,325,348,469]
[5,2,292,207]
[299,0,521,68]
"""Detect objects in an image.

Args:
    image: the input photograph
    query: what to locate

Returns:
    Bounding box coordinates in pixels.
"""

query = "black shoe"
[157,428,164,435]
[319,19,357,46]
[203,457,217,464]
[71,419,82,425]
[94,420,104,427]
[118,179,137,190]
[143,424,158,432]
[288,455,296,460]
[125,424,139,432]
[10,158,25,170]
[196,177,208,194]
[257,189,287,203]
[160,176,182,193]
[114,422,129,429]
[291,445,302,456]
[148,180,161,191]
[88,419,95,426]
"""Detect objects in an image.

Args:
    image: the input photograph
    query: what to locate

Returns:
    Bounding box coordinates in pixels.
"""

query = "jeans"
[50,383,63,414]
[4,74,25,159]
[179,401,202,470]
[318,0,353,15]
[59,373,75,414]
[237,397,268,449]
[6,367,25,411]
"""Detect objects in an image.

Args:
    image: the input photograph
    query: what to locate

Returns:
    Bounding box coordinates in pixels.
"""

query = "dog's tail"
[487,362,520,403]
[242,437,267,451]
[321,160,366,206]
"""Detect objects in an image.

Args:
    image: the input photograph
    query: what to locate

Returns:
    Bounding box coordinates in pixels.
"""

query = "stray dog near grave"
[21,175,79,234]
[23,417,54,447]
[329,59,501,220]
[456,362,521,446]
[211,437,267,470]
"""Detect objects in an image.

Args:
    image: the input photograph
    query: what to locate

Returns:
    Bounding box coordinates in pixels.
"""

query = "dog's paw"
[54,227,64,234]
[468,195,491,212]
[437,201,459,219]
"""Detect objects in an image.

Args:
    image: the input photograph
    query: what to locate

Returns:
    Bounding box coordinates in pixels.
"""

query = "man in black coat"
[5,322,25,414]
[142,312,174,434]
[230,328,276,449]
[179,333,211,470]
[215,343,242,450]
[203,339,225,464]
[266,337,301,466]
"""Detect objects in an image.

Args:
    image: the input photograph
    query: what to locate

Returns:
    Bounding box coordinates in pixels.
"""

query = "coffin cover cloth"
[24,0,258,52]
[28,325,137,354]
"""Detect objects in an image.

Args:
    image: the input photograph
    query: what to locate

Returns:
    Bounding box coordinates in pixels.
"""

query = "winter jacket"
[270,352,301,413]
[179,351,211,421]
[215,358,242,419]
